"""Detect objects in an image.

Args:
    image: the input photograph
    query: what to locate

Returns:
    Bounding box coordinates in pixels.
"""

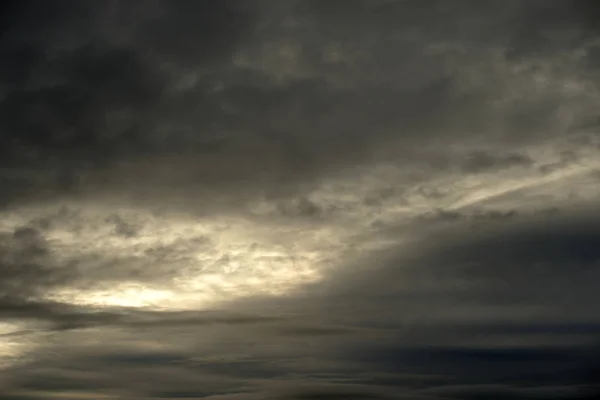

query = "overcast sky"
[1,1,600,399]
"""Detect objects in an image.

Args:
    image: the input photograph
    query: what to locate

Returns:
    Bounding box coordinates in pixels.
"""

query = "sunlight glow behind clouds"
[0,322,33,368]
[2,204,346,310]
[2,142,599,314]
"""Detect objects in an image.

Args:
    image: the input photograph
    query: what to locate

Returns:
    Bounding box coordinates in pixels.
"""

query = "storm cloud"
[1,0,600,399]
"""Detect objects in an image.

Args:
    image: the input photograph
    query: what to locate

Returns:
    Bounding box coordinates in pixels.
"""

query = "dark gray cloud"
[0,0,261,208]
[460,151,533,174]
[0,226,74,309]
[1,0,598,209]
[137,0,257,66]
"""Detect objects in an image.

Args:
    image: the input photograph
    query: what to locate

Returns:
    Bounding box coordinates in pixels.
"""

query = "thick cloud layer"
[1,0,600,399]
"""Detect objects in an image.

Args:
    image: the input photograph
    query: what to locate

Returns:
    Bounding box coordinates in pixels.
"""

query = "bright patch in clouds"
[2,203,346,311]
[2,144,599,312]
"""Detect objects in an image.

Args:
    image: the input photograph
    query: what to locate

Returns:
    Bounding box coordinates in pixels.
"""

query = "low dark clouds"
[460,151,533,173]
[0,0,261,208]
[2,0,600,399]
[340,212,600,316]
[137,0,256,66]
[223,211,600,397]
[0,226,68,300]
[3,0,600,209]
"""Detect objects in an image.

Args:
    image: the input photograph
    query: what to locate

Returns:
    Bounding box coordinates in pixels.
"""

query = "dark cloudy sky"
[1,0,600,399]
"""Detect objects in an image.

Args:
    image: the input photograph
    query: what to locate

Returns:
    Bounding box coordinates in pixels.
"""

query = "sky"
[1,0,600,399]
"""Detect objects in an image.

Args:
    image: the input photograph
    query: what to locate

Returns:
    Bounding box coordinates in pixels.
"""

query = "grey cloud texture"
[1,0,599,209]
[2,0,600,399]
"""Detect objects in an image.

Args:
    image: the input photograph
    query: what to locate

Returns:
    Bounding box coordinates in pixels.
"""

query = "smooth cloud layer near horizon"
[1,1,600,399]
